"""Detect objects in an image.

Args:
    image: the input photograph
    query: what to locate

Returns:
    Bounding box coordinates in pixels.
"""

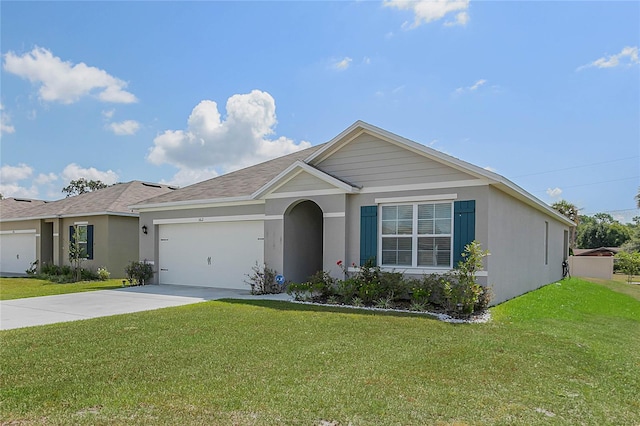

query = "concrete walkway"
[0,285,292,331]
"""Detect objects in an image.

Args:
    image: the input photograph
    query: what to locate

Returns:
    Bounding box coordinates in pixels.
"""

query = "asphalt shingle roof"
[0,181,175,220]
[136,144,326,206]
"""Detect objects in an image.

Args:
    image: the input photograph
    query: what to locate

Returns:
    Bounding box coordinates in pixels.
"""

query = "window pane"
[418,204,434,220]
[418,237,451,267]
[382,238,398,250]
[398,205,413,220]
[381,221,397,235]
[418,219,434,235]
[434,219,451,234]
[397,220,413,234]
[77,226,87,242]
[397,250,412,265]
[382,206,397,220]
[397,237,412,250]
[382,251,397,265]
[382,237,412,266]
[435,203,451,219]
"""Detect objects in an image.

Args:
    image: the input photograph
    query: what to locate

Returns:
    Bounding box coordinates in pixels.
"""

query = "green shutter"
[360,206,378,266]
[453,200,475,267]
[87,225,94,260]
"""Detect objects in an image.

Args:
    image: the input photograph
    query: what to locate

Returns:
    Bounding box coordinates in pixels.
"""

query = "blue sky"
[1,1,638,222]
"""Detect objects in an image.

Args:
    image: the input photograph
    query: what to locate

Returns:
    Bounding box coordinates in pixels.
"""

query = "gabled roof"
[130,120,575,227]
[573,247,620,256]
[133,144,326,208]
[0,181,175,221]
[0,198,48,217]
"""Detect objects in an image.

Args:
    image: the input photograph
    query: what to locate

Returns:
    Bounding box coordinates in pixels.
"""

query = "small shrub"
[350,296,364,307]
[410,300,427,312]
[245,263,281,295]
[326,295,339,305]
[374,294,394,309]
[97,267,110,281]
[125,261,154,286]
[287,282,312,301]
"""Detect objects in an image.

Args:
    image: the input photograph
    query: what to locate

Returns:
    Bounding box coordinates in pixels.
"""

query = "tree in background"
[576,213,631,248]
[62,178,108,197]
[622,216,640,253]
[615,251,640,284]
[551,200,580,249]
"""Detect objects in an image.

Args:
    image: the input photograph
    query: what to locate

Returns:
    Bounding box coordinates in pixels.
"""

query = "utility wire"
[513,156,639,178]
[532,176,639,193]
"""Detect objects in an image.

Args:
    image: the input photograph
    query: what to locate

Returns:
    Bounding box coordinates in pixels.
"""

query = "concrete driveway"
[0,285,292,330]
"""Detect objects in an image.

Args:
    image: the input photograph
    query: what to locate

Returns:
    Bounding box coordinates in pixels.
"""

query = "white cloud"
[61,163,119,185]
[363,56,371,65]
[332,57,353,71]
[34,172,58,185]
[546,187,563,199]
[3,47,137,104]
[453,78,488,95]
[148,90,311,186]
[102,109,115,120]
[384,0,470,28]
[469,79,487,90]
[0,163,36,198]
[577,46,639,71]
[109,120,140,135]
[161,168,219,188]
[0,163,33,182]
[1,103,16,135]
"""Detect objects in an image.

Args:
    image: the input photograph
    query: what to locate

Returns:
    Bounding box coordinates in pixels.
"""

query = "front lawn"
[1,277,638,425]
[0,277,123,300]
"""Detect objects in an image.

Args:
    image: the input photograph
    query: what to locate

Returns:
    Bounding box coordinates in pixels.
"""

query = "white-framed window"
[380,201,453,268]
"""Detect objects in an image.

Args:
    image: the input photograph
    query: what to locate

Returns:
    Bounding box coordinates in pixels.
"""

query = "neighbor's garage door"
[0,231,37,274]
[158,221,264,289]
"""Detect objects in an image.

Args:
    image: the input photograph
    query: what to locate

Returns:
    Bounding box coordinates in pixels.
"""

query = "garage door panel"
[0,232,37,274]
[158,221,264,289]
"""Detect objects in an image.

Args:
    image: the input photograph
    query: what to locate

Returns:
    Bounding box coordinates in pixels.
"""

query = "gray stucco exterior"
[134,121,572,304]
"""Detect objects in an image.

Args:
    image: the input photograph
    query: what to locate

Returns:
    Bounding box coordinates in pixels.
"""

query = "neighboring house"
[573,247,620,257]
[0,181,175,277]
[132,121,573,304]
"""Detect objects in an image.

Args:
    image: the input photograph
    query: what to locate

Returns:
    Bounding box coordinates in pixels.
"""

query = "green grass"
[1,277,638,425]
[0,277,123,300]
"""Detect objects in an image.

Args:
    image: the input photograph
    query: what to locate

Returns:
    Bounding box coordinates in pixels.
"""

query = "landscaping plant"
[287,241,492,318]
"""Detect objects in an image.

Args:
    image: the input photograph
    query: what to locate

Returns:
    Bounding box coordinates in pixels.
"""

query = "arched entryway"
[283,200,323,283]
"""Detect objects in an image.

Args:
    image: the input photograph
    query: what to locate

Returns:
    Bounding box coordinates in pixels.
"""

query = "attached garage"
[0,230,37,275]
[157,219,264,289]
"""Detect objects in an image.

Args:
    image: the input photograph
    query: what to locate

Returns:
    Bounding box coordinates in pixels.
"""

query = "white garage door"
[0,231,37,274]
[158,221,264,289]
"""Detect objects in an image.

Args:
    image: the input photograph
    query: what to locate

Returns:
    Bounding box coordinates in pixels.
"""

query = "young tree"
[62,178,108,197]
[68,224,85,282]
[615,251,640,284]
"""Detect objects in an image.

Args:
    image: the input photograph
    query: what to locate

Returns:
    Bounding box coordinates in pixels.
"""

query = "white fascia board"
[375,193,458,204]
[0,211,138,222]
[154,214,266,225]
[0,215,55,223]
[361,179,488,194]
[252,161,358,199]
[493,182,576,227]
[131,197,259,212]
[60,211,139,219]
[0,229,37,235]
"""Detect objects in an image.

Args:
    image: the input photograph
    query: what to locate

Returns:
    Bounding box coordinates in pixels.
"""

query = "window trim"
[378,201,454,270]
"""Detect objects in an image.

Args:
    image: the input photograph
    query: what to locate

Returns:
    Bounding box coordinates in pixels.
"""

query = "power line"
[532,175,640,193]
[513,156,639,178]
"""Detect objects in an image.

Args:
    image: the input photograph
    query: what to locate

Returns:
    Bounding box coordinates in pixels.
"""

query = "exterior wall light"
[142,225,148,234]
